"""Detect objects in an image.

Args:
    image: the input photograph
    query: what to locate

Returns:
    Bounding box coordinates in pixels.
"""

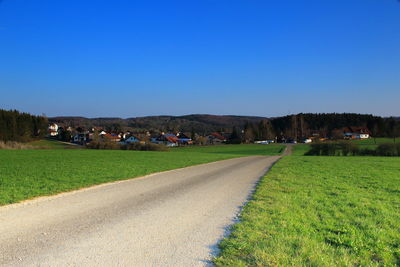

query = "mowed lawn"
[215,156,400,266]
[0,144,284,205]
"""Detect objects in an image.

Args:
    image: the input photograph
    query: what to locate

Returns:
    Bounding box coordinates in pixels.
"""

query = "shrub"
[358,148,376,156]
[306,143,342,156]
[376,143,398,157]
[337,141,358,156]
[321,143,337,156]
[86,141,120,150]
[305,143,322,156]
[306,142,400,157]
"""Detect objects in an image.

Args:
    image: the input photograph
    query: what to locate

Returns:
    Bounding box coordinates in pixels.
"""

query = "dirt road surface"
[0,155,281,266]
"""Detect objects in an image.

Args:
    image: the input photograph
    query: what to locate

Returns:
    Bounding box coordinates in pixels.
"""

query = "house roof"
[166,136,178,143]
[103,134,120,140]
[210,132,226,141]
[343,126,371,134]
[176,132,190,139]
[155,133,178,143]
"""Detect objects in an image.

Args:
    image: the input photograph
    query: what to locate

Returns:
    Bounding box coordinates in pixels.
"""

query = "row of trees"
[1,110,399,144]
[270,113,400,140]
[0,109,48,142]
[242,120,275,143]
[236,113,400,143]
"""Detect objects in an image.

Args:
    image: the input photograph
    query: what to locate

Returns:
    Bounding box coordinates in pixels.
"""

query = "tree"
[191,128,196,140]
[195,136,207,145]
[258,120,275,140]
[387,118,397,143]
[229,126,241,144]
[0,109,47,142]
[243,122,255,143]
[58,127,72,142]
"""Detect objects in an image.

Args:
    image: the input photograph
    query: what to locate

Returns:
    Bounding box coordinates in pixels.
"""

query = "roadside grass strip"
[215,156,400,266]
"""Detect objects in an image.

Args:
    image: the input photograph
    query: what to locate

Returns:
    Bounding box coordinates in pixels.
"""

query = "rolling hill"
[49,114,268,133]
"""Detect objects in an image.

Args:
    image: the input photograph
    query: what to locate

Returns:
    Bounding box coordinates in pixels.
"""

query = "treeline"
[0,109,48,142]
[50,114,266,134]
[241,113,400,142]
[241,120,275,143]
[271,113,400,139]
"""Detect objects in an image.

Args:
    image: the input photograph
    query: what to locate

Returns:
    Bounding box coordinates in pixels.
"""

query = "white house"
[358,133,370,139]
[343,127,370,139]
[48,123,59,136]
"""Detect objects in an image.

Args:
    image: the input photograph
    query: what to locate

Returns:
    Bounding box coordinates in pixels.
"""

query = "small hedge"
[306,142,400,156]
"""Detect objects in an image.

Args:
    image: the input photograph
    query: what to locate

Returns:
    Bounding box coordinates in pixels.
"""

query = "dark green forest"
[270,113,400,139]
[0,109,48,142]
[242,113,400,142]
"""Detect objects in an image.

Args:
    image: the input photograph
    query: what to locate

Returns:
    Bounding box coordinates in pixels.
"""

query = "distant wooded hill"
[50,113,400,141]
[49,114,268,134]
[1,109,399,143]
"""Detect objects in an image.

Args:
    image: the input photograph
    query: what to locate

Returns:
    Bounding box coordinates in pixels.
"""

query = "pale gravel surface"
[0,155,281,267]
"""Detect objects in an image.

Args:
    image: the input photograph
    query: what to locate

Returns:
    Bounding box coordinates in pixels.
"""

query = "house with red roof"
[101,133,121,142]
[151,133,178,147]
[343,126,371,139]
[207,132,227,145]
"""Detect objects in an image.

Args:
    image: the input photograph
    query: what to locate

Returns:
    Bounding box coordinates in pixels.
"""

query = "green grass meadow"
[215,155,400,266]
[0,144,284,205]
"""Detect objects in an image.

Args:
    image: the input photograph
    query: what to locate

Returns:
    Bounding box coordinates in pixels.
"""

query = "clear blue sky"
[0,0,399,118]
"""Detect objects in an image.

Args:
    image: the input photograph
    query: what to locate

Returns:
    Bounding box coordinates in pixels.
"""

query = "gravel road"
[0,155,280,266]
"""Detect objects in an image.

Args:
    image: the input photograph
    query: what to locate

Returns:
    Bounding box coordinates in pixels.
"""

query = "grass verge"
[214,156,400,266]
[27,139,79,149]
[0,144,284,206]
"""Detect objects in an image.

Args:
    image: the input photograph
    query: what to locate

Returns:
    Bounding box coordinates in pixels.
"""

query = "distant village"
[48,123,371,147]
[48,123,233,146]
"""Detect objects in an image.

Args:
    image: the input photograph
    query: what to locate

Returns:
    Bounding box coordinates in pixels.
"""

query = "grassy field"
[291,144,311,156]
[215,155,400,266]
[0,144,284,206]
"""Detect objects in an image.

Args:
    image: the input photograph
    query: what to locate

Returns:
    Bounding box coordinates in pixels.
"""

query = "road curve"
[0,155,280,266]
